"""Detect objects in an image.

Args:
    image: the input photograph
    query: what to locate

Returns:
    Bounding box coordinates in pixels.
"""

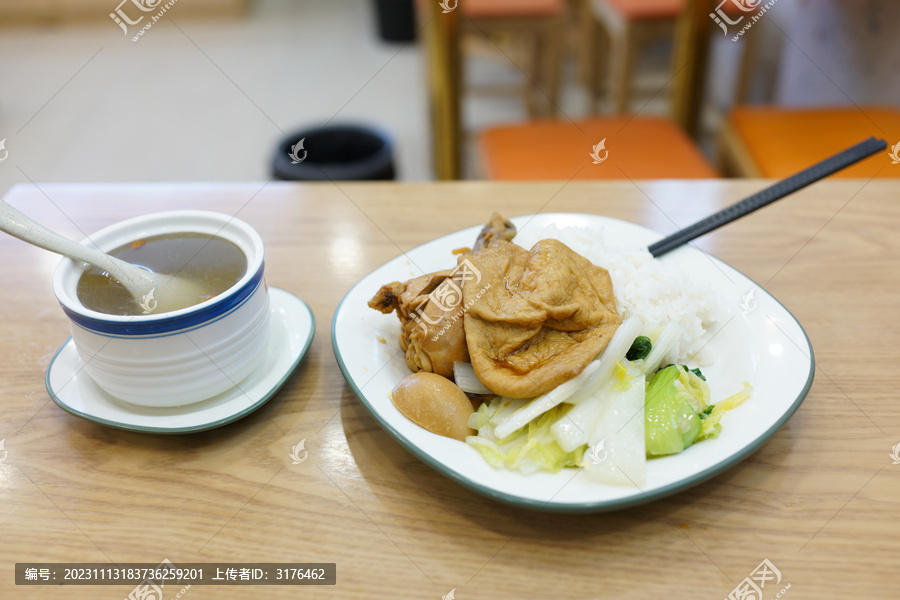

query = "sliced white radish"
[453,361,493,395]
[581,364,646,486]
[491,316,643,439]
[564,316,644,406]
[492,360,602,440]
[641,321,683,375]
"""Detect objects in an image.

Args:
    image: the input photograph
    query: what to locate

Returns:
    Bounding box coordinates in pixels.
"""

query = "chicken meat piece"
[368,281,405,315]
[368,269,469,378]
[472,213,517,253]
[366,213,517,379]
[461,238,621,398]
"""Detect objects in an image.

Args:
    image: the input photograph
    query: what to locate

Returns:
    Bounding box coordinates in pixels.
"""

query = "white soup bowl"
[52,210,270,407]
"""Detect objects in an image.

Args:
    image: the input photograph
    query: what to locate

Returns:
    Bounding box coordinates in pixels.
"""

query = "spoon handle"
[648,136,888,258]
[0,198,149,289]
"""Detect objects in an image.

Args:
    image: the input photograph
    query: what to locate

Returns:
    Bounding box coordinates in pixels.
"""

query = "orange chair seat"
[461,0,565,19]
[604,0,684,20]
[728,106,900,179]
[480,117,718,180]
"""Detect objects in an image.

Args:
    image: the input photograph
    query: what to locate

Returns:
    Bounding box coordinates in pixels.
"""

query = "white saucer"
[45,287,315,434]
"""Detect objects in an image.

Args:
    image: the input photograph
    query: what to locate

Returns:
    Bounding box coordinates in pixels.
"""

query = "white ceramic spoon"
[0,198,203,314]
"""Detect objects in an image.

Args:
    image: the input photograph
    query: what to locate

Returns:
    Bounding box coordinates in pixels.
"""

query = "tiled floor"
[0,0,674,199]
[3,0,896,200]
[0,0,432,199]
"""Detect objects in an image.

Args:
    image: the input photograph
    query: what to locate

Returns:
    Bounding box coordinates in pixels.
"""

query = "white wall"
[708,0,900,110]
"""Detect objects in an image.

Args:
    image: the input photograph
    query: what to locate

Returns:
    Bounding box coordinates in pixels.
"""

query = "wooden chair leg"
[576,0,595,86]
[734,25,759,104]
[717,117,761,177]
[612,23,634,114]
[588,17,608,113]
[526,28,542,116]
[423,1,461,180]
[542,18,564,115]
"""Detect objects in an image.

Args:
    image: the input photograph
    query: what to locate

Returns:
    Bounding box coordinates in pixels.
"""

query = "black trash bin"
[373,0,416,42]
[272,124,395,181]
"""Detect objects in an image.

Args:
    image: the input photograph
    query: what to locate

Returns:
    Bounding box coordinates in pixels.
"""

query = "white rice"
[512,224,726,366]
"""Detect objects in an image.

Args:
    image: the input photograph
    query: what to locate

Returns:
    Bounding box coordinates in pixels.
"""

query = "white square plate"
[332,214,814,513]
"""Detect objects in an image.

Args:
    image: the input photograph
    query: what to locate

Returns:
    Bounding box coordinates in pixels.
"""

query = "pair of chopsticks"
[648,137,887,257]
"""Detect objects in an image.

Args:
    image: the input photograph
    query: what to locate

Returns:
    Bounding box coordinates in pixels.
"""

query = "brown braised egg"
[390,373,476,441]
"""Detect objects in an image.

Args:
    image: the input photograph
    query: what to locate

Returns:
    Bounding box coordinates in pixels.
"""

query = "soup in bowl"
[52,211,270,408]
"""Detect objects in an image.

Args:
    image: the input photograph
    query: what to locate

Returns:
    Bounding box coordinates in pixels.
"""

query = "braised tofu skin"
[368,213,621,397]
[462,238,621,398]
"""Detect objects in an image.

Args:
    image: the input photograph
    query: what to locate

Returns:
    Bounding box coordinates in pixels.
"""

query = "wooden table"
[1,180,898,598]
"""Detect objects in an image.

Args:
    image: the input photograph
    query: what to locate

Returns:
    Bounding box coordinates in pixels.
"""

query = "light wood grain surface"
[1,180,898,599]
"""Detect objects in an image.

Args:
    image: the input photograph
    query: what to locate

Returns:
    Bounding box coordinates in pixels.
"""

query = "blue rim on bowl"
[45,287,316,434]
[52,210,265,335]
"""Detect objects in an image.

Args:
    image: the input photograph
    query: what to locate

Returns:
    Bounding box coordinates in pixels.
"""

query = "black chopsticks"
[648,137,888,258]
